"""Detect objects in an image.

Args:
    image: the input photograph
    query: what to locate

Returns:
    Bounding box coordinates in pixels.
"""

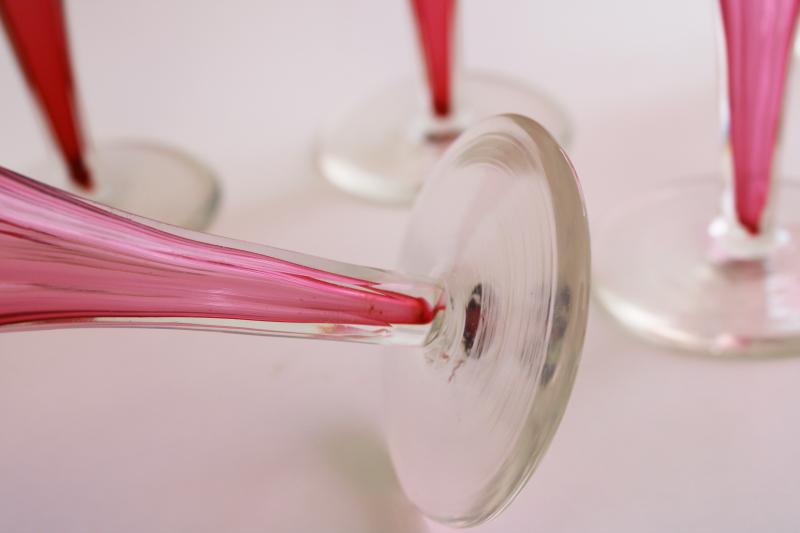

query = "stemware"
[595,0,800,356]
[0,0,219,230]
[0,114,590,527]
[317,0,571,204]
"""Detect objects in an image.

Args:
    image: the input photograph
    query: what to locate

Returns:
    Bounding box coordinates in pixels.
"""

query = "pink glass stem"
[719,0,800,234]
[410,0,456,118]
[0,166,444,344]
[0,0,92,190]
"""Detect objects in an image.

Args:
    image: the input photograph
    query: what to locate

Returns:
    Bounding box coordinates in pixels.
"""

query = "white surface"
[1,1,800,532]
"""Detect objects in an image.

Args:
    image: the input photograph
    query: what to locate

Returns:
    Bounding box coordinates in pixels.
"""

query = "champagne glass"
[595,0,800,356]
[0,0,219,230]
[317,0,571,204]
[0,114,590,527]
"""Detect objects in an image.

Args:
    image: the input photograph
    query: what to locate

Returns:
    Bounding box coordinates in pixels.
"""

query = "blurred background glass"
[0,0,219,229]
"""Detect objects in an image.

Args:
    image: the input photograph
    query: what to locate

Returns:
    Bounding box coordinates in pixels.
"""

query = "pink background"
[2,0,800,531]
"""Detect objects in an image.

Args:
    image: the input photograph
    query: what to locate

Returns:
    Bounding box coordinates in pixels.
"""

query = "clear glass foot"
[595,177,800,357]
[318,72,572,204]
[37,141,220,230]
[384,114,590,525]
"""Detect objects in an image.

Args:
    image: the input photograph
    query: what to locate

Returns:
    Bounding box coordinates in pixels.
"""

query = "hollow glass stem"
[717,0,800,238]
[0,166,444,344]
[0,0,91,190]
[410,0,456,120]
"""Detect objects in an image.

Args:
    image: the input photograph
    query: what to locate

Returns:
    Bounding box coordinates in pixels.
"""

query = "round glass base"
[318,72,572,204]
[37,141,220,230]
[595,177,800,357]
[384,115,590,526]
